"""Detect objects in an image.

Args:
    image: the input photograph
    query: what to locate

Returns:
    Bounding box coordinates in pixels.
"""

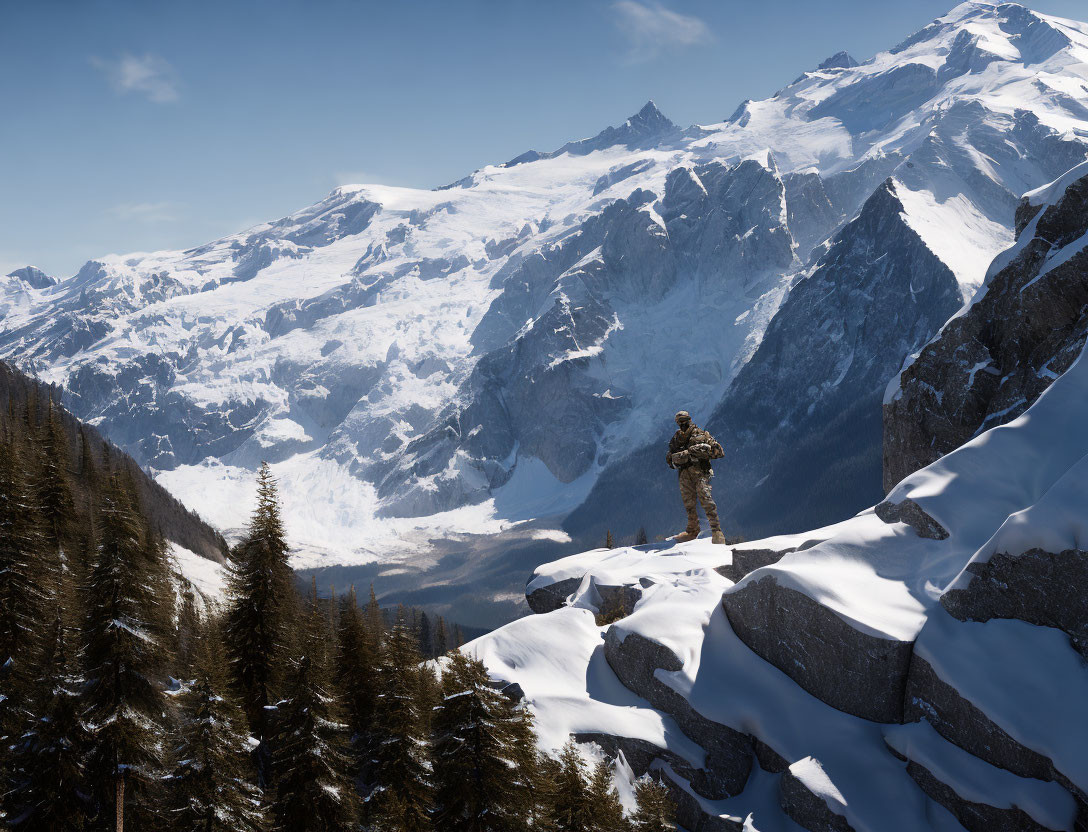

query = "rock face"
[703,179,964,537]
[884,161,1088,491]
[5,266,56,290]
[722,576,913,724]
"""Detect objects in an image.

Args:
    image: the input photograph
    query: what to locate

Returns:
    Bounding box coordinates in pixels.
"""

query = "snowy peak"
[506,100,680,167]
[5,266,56,290]
[816,51,859,70]
[625,100,675,134]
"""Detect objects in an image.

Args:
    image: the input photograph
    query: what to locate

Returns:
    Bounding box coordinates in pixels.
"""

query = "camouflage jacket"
[666,425,724,474]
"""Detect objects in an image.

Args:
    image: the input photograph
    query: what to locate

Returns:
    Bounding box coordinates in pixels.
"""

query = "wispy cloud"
[110,201,181,223]
[91,53,179,103]
[612,1,713,62]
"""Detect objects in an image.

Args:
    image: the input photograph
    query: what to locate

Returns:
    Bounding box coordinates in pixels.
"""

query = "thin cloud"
[612,1,713,62]
[91,53,179,103]
[110,201,181,223]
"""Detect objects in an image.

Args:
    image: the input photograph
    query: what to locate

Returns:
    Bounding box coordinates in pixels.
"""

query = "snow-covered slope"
[6,2,1088,622]
[467,336,1088,831]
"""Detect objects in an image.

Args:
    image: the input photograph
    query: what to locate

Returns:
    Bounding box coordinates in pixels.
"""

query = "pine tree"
[605,530,615,549]
[268,587,358,832]
[635,527,648,546]
[369,613,433,832]
[334,585,380,786]
[79,426,98,486]
[225,462,297,784]
[364,583,384,644]
[507,704,546,829]
[174,583,201,681]
[419,610,433,659]
[433,651,531,832]
[165,622,266,832]
[81,473,172,832]
[0,438,47,738]
[434,616,449,656]
[630,778,674,832]
[7,610,93,832]
[586,760,628,832]
[552,741,590,832]
[37,396,74,557]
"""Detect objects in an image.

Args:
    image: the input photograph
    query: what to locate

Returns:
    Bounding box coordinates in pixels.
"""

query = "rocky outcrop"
[884,164,1088,490]
[722,576,912,723]
[602,628,753,799]
[900,758,1057,832]
[779,764,854,832]
[904,655,1084,806]
[525,576,583,614]
[874,498,949,540]
[941,548,1088,660]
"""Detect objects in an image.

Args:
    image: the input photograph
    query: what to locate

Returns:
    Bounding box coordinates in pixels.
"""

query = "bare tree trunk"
[115,774,124,832]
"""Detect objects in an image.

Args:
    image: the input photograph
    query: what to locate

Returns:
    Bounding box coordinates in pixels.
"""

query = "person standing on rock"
[666,410,726,544]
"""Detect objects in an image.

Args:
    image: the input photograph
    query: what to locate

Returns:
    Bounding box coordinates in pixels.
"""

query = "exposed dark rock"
[705,178,962,540]
[716,547,795,582]
[779,767,855,832]
[904,654,1088,807]
[753,738,790,774]
[603,628,753,798]
[942,548,1088,660]
[525,577,583,614]
[884,168,1088,490]
[723,576,912,723]
[652,769,743,832]
[817,51,859,70]
[901,757,1058,832]
[6,265,56,289]
[874,498,949,540]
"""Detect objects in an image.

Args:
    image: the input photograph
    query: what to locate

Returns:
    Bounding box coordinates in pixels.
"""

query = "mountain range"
[5,1,1088,626]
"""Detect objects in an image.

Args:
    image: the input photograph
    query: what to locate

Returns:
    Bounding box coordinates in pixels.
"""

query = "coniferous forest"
[0,367,675,831]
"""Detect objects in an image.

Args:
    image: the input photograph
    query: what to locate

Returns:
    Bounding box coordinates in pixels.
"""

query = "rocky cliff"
[884,159,1088,490]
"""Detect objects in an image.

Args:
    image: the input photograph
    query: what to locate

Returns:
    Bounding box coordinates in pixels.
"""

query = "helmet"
[674,410,691,425]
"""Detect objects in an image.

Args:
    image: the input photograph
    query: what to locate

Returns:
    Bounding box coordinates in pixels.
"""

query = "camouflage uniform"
[666,412,724,539]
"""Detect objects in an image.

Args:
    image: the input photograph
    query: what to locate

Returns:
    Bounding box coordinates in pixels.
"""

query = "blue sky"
[2,0,1086,278]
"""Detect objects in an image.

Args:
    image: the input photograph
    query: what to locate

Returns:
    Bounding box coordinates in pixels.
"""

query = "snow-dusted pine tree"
[225,461,297,784]
[6,610,93,831]
[81,472,173,831]
[630,778,674,832]
[0,437,47,761]
[432,650,527,831]
[552,740,591,832]
[586,759,627,832]
[369,612,433,832]
[164,622,266,832]
[268,589,358,832]
[334,585,379,787]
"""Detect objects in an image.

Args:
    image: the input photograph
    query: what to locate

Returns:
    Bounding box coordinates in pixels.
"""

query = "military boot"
[673,529,699,543]
[711,529,727,545]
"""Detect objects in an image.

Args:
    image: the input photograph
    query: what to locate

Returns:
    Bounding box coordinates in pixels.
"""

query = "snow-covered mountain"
[6,2,1088,624]
[465,166,1088,827]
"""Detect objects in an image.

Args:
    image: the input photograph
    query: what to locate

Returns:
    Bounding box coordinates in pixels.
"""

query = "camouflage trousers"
[678,466,720,533]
